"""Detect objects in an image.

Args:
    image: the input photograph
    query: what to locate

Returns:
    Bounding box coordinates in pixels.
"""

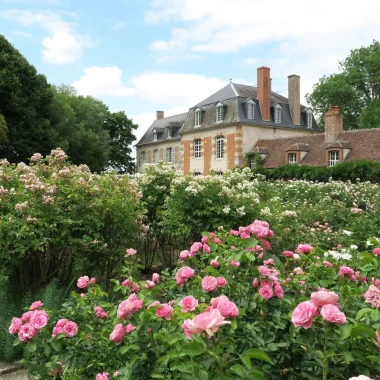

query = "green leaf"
[343,351,354,363]
[26,341,36,353]
[196,369,209,380]
[351,323,377,340]
[245,370,266,380]
[44,345,51,357]
[245,238,259,248]
[230,318,238,332]
[355,308,372,320]
[151,372,166,379]
[241,349,273,369]
[339,325,352,340]
[367,355,380,364]
[51,341,62,352]
[13,339,21,346]
[230,364,245,377]
[179,342,204,357]
[371,308,379,321]
[119,344,139,354]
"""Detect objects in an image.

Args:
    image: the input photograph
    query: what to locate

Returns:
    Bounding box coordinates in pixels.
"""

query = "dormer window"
[274,104,282,124]
[167,127,172,139]
[306,109,313,129]
[153,129,157,142]
[215,102,225,123]
[194,108,202,127]
[288,153,297,165]
[244,99,255,119]
[328,150,339,167]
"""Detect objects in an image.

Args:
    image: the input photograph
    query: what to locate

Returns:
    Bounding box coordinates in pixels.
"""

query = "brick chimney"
[257,66,271,121]
[288,74,300,125]
[156,111,164,120]
[325,106,343,142]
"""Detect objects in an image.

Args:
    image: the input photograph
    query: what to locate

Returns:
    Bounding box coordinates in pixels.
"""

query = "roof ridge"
[257,133,324,143]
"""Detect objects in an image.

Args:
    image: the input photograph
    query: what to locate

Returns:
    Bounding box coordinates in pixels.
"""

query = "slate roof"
[254,129,380,168]
[136,82,319,147]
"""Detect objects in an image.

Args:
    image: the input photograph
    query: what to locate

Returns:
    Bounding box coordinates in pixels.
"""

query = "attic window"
[153,149,158,164]
[247,103,255,119]
[153,130,157,142]
[288,153,297,165]
[328,150,339,167]
[307,109,313,129]
[167,128,172,139]
[195,110,201,127]
[216,103,225,122]
[274,104,282,124]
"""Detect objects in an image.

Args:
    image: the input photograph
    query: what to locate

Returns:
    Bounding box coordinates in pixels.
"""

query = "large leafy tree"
[0,34,55,162]
[306,40,380,130]
[104,111,137,174]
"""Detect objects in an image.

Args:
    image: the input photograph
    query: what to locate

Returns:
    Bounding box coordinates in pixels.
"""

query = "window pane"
[194,139,201,158]
[216,136,224,159]
[247,104,254,119]
[288,153,297,165]
[329,151,339,167]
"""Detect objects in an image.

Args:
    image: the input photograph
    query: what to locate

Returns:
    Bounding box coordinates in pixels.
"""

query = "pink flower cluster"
[337,265,364,282]
[179,296,199,313]
[117,293,143,319]
[295,244,312,254]
[109,323,135,345]
[125,248,137,256]
[253,263,284,300]
[292,289,346,329]
[363,285,380,308]
[96,372,109,380]
[121,278,140,292]
[201,276,227,292]
[210,296,239,318]
[77,275,96,289]
[8,301,49,342]
[175,266,195,287]
[52,319,78,338]
[94,306,108,320]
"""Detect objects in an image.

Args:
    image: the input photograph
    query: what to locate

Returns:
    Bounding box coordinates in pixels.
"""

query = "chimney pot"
[325,106,343,142]
[257,67,271,121]
[288,74,300,125]
[156,111,164,120]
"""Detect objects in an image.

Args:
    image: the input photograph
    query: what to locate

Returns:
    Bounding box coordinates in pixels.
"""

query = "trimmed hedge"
[252,160,380,182]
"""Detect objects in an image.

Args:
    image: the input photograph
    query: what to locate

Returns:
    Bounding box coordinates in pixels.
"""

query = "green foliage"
[244,152,264,169]
[306,40,380,130]
[0,114,8,144]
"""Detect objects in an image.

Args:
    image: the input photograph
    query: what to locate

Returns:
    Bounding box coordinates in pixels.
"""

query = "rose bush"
[9,220,380,379]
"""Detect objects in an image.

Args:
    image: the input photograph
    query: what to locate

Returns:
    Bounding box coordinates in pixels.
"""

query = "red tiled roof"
[254,129,380,168]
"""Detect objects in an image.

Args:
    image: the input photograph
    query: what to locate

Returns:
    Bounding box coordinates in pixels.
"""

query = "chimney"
[325,106,343,142]
[288,75,300,125]
[257,66,271,121]
[156,111,164,120]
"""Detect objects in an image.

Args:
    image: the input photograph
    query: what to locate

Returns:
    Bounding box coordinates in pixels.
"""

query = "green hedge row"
[252,160,380,182]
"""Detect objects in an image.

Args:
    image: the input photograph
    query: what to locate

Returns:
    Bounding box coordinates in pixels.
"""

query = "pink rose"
[125,323,136,334]
[175,266,195,287]
[252,278,259,288]
[374,279,380,286]
[110,324,125,345]
[274,284,284,299]
[90,277,96,284]
[217,300,239,318]
[264,258,274,266]
[121,279,130,287]
[152,273,160,283]
[156,303,173,320]
[30,310,49,330]
[96,372,109,380]
[18,323,38,342]
[182,308,231,338]
[77,275,89,289]
[62,321,78,337]
[296,244,312,254]
[148,301,161,309]
[202,276,218,292]
[230,260,240,267]
[179,296,199,313]
[190,242,203,254]
[291,301,318,329]
[145,280,155,289]
[179,250,191,259]
[30,301,43,311]
[338,265,356,281]
[210,257,220,268]
[203,244,211,253]
[126,248,137,256]
[373,248,380,256]
[259,285,273,300]
[216,277,227,288]
[323,261,333,268]
[311,289,339,308]
[9,317,23,334]
[21,311,34,322]
[283,251,294,258]
[363,285,380,308]
[320,304,346,324]
[80,293,86,298]
[230,229,239,236]
[201,236,209,244]
[94,306,108,320]
[210,296,229,309]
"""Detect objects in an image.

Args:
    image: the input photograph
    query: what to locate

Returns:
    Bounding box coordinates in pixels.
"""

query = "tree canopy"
[306,40,380,130]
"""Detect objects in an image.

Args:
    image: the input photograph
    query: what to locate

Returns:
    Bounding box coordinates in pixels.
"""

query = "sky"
[1,0,380,150]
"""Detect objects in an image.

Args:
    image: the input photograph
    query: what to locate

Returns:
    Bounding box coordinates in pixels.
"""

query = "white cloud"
[111,21,127,31]
[2,10,88,64]
[12,30,33,39]
[73,66,135,97]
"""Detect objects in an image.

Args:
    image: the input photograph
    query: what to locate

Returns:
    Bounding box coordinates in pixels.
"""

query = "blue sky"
[1,0,380,146]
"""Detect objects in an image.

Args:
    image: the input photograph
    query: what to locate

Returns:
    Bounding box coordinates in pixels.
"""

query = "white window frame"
[215,103,224,123]
[166,147,173,163]
[153,130,157,142]
[153,149,158,164]
[328,150,339,167]
[194,139,201,158]
[307,110,313,129]
[140,151,146,166]
[167,128,172,139]
[195,111,201,127]
[193,171,201,177]
[274,104,282,124]
[247,103,255,119]
[288,153,297,165]
[216,135,224,159]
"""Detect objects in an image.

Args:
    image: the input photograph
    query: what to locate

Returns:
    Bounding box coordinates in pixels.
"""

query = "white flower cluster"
[324,250,352,261]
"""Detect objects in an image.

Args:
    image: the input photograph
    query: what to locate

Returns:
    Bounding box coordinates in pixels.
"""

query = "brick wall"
[182,140,190,175]
[203,136,212,174]
[227,133,235,169]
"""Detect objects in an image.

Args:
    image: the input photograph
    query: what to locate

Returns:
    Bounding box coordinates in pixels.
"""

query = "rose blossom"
[203,244,211,253]
[9,318,23,334]
[175,266,195,287]
[152,273,160,283]
[274,284,284,299]
[90,277,96,284]
[77,275,89,289]
[30,301,43,311]
[94,306,108,320]
[182,309,230,338]
[96,372,109,380]
[338,265,356,281]
[311,289,339,308]
[21,311,34,322]
[179,250,191,259]
[210,257,220,268]
[210,296,229,308]
[259,285,273,300]
[110,323,125,345]
[18,323,38,342]
[202,276,218,292]
[125,324,136,334]
[230,260,240,267]
[179,296,199,313]
[296,244,312,254]
[348,376,373,380]
[156,303,173,320]
[252,278,259,288]
[320,304,346,324]
[323,260,333,268]
[216,277,227,288]
[62,321,78,337]
[373,248,380,256]
[126,248,137,256]
[363,285,380,308]
[282,251,294,258]
[291,301,318,329]
[217,299,239,318]
[30,310,49,329]
[145,280,156,289]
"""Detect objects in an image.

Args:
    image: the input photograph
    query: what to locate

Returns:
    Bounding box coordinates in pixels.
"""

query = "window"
[167,128,172,139]
[153,131,157,141]
[274,105,282,124]
[194,139,201,158]
[307,110,313,129]
[139,151,146,166]
[193,171,201,177]
[247,103,255,119]
[216,135,224,159]
[288,153,297,165]
[216,106,224,122]
[166,147,173,163]
[250,155,255,169]
[328,150,339,167]
[195,111,201,127]
[215,171,223,176]
[153,149,158,164]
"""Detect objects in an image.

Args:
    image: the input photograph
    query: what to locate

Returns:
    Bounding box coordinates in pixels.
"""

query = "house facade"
[135,67,319,175]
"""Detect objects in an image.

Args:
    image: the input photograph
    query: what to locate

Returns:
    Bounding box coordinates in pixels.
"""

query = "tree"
[306,40,380,130]
[104,111,137,173]
[0,114,8,144]
[0,34,55,162]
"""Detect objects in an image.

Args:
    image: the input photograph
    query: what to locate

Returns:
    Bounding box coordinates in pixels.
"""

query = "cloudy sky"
[1,0,380,147]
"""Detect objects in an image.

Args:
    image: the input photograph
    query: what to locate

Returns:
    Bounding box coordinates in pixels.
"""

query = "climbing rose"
[203,243,211,253]
[311,289,339,308]
[363,285,380,308]
[18,323,38,342]
[202,276,218,292]
[216,277,227,288]
[77,276,89,289]
[217,299,239,318]
[156,303,173,320]
[110,324,125,345]
[296,244,312,254]
[125,248,137,256]
[274,284,284,299]
[125,324,136,334]
[30,310,49,330]
[94,306,108,320]
[96,372,109,380]
[291,301,318,329]
[21,311,34,322]
[259,285,273,300]
[179,296,199,313]
[29,301,43,311]
[8,318,23,334]
[175,266,195,287]
[320,304,346,324]
[62,321,78,337]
